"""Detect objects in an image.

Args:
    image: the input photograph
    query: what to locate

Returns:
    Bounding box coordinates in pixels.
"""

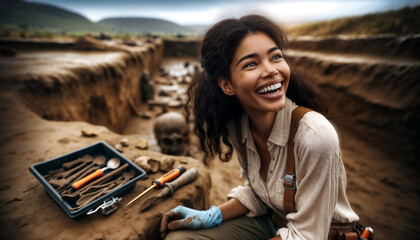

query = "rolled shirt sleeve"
[227,180,268,217]
[278,112,342,240]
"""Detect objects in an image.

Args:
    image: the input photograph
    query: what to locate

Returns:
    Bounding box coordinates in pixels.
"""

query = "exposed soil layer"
[288,35,420,60]
[286,49,420,161]
[162,38,201,58]
[4,36,162,133]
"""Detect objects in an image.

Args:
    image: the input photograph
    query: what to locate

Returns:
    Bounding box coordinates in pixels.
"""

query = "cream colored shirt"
[226,98,359,240]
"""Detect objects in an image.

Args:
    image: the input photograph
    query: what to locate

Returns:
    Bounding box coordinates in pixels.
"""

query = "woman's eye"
[243,61,257,69]
[272,54,283,61]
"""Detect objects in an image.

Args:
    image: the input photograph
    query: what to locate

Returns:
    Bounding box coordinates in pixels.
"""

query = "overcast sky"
[27,0,420,25]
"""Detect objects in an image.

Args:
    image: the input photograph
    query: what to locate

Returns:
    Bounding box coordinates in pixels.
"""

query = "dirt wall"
[288,35,420,60]
[286,41,420,161]
[162,38,201,58]
[0,38,75,51]
[16,38,163,133]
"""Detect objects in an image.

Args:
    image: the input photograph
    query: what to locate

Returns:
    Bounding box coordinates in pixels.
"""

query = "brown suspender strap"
[283,106,312,214]
[234,107,312,215]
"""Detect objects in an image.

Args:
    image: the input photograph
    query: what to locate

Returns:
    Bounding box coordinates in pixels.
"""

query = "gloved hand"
[160,206,222,238]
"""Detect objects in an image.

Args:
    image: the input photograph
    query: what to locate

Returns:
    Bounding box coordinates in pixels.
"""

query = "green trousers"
[165,214,279,240]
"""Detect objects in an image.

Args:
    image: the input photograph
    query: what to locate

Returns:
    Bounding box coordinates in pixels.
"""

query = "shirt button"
[272,157,275,161]
[265,194,268,199]
[270,170,273,174]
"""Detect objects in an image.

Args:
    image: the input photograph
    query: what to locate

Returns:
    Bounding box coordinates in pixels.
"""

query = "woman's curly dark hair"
[186,14,327,164]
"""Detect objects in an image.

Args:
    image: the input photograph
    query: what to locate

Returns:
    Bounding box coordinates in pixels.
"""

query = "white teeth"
[257,83,282,94]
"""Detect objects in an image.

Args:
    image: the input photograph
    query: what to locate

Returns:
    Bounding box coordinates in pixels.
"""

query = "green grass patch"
[287,5,420,36]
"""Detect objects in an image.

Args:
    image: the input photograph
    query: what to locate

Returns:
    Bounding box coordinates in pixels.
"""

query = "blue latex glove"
[160,206,222,238]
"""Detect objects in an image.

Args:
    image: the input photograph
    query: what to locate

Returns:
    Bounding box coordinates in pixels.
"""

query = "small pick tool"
[125,166,186,207]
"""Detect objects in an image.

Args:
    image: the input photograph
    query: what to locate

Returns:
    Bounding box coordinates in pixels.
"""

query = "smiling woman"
[160,14,362,240]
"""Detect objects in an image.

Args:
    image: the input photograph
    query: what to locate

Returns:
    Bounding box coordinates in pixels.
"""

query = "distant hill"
[287,5,420,36]
[0,0,195,36]
[98,17,196,34]
[183,24,210,34]
[0,0,111,34]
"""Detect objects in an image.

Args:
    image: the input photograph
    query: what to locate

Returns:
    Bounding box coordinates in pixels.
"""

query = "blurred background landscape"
[1,0,420,37]
[0,0,419,239]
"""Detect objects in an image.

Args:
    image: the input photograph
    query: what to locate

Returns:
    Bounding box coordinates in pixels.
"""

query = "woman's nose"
[261,61,278,78]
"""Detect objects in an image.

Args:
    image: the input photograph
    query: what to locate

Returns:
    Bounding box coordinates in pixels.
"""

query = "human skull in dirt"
[153,112,188,155]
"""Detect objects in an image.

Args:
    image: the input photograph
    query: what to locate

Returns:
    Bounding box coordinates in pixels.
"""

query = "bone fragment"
[114,143,124,153]
[160,157,175,172]
[120,138,129,147]
[81,128,98,137]
[134,156,151,172]
[135,138,148,149]
[148,159,160,173]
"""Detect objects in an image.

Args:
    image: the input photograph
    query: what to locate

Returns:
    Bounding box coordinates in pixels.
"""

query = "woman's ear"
[218,77,235,96]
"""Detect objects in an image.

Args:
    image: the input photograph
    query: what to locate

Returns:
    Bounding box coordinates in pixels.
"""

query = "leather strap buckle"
[283,173,296,189]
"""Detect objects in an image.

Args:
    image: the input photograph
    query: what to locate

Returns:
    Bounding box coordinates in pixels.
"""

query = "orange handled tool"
[360,226,374,239]
[71,158,120,191]
[125,166,186,207]
[71,169,104,191]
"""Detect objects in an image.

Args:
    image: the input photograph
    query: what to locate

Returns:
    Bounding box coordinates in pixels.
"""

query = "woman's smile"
[256,82,282,94]
[255,81,285,99]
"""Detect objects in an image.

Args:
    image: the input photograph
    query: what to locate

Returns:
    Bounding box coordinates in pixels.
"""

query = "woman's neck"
[248,111,276,142]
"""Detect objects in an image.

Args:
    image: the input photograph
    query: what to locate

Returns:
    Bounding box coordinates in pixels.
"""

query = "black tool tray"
[29,141,147,219]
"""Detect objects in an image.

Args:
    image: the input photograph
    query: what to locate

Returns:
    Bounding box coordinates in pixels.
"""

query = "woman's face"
[219,31,290,116]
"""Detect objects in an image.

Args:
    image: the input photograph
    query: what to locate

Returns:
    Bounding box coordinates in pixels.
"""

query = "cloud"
[26,0,420,25]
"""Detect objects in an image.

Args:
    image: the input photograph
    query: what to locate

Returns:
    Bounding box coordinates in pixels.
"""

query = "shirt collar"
[241,97,297,147]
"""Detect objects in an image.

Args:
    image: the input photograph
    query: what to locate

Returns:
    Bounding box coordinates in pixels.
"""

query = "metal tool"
[140,168,198,212]
[62,154,94,170]
[49,155,106,191]
[87,197,122,215]
[125,166,186,207]
[62,163,129,200]
[71,158,121,190]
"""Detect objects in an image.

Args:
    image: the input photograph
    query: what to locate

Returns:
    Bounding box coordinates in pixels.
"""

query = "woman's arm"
[218,197,249,222]
[160,198,249,238]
